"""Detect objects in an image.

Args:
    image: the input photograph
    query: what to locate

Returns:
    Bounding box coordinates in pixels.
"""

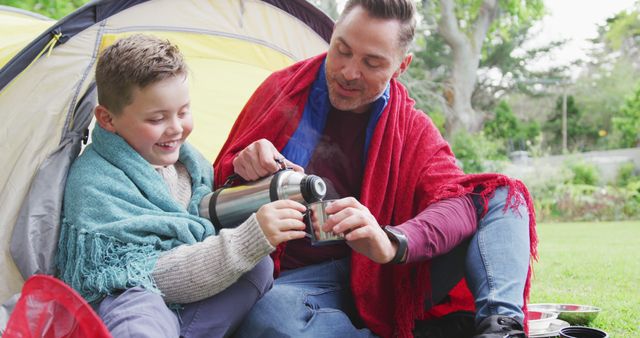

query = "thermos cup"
[200,169,327,230]
[304,200,345,246]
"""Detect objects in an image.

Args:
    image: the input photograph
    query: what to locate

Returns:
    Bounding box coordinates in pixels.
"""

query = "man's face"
[101,74,193,167]
[325,5,411,113]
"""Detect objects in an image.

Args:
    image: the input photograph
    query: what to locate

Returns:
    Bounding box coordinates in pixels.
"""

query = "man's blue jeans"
[466,186,530,325]
[234,187,530,337]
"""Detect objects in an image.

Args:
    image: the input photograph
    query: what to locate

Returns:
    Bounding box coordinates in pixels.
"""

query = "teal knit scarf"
[56,124,215,303]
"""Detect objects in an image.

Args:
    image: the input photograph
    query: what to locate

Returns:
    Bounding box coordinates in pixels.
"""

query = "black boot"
[473,315,527,338]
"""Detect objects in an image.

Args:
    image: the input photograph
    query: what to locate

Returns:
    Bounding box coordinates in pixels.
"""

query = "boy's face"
[97,74,193,167]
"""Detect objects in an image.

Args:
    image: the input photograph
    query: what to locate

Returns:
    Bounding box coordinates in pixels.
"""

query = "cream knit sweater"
[152,163,274,304]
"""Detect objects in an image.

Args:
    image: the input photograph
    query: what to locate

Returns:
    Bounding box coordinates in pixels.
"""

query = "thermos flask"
[199,169,327,230]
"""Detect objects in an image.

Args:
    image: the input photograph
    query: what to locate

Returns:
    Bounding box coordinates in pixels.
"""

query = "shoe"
[413,311,475,338]
[473,315,527,338]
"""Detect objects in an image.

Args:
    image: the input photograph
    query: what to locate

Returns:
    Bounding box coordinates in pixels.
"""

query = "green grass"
[530,220,640,337]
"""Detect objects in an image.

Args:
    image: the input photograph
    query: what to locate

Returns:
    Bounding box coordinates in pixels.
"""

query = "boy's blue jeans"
[233,187,531,338]
[95,257,274,338]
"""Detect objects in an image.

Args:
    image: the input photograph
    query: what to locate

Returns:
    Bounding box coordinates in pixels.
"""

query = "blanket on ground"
[214,54,537,338]
[56,124,215,303]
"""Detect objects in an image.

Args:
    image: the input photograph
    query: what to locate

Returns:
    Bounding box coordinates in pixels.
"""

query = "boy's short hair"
[95,34,187,114]
[339,0,416,53]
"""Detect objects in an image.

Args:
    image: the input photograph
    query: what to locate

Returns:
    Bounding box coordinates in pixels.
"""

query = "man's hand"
[255,200,308,247]
[233,139,304,181]
[323,197,398,264]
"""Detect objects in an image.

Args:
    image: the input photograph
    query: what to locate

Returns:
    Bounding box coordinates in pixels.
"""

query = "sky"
[528,0,638,70]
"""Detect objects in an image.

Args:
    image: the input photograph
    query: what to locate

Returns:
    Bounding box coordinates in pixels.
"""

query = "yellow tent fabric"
[0,6,53,68]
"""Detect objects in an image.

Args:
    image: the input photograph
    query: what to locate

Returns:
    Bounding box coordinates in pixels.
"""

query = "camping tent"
[0,5,53,69]
[0,0,333,303]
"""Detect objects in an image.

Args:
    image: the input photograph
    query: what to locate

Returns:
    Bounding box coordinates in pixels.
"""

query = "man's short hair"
[95,34,187,114]
[339,0,416,52]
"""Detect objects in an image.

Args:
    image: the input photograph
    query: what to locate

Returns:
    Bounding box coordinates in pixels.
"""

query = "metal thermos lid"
[301,174,326,203]
[270,170,326,203]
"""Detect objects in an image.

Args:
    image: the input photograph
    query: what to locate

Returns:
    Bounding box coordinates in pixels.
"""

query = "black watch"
[383,226,408,264]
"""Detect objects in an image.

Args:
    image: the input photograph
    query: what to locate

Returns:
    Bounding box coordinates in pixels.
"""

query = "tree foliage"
[543,95,598,153]
[450,130,504,173]
[308,0,339,20]
[483,100,539,151]
[572,59,638,148]
[613,83,640,148]
[603,7,640,65]
[570,4,640,151]
[0,0,89,19]
[474,26,568,111]
[408,0,555,137]
[448,0,545,41]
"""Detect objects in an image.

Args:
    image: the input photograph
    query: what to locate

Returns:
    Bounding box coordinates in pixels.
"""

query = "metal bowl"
[528,310,559,333]
[529,303,601,325]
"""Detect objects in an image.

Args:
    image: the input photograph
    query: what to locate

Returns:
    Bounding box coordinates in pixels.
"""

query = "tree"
[308,0,339,20]
[421,0,545,135]
[0,0,89,19]
[484,100,518,140]
[483,100,540,152]
[544,95,597,153]
[570,4,640,150]
[602,7,640,70]
[472,27,568,113]
[572,58,639,149]
[613,83,640,148]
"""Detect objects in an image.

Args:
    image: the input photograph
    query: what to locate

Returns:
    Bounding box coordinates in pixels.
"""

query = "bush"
[554,184,639,221]
[517,160,640,222]
[484,100,540,153]
[568,161,599,185]
[616,162,639,187]
[612,83,640,148]
[520,164,572,221]
[449,134,638,222]
[450,131,506,173]
[627,180,640,205]
[530,183,639,222]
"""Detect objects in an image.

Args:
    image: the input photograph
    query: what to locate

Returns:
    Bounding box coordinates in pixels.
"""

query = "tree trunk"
[436,0,498,135]
[446,41,480,135]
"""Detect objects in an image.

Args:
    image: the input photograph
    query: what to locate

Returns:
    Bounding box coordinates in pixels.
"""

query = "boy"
[55,34,308,338]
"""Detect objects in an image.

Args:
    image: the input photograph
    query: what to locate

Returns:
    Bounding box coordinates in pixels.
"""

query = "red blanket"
[214,54,537,338]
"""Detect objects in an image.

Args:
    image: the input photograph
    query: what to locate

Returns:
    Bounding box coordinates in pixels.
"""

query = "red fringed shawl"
[214,54,537,338]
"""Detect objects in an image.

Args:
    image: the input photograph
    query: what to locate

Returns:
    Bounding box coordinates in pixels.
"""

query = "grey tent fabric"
[10,86,96,279]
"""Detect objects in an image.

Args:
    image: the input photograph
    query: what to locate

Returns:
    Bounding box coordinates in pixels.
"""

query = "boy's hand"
[233,139,304,181]
[256,200,307,247]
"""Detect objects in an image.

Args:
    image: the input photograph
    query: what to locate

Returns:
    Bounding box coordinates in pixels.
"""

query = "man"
[214,1,536,337]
